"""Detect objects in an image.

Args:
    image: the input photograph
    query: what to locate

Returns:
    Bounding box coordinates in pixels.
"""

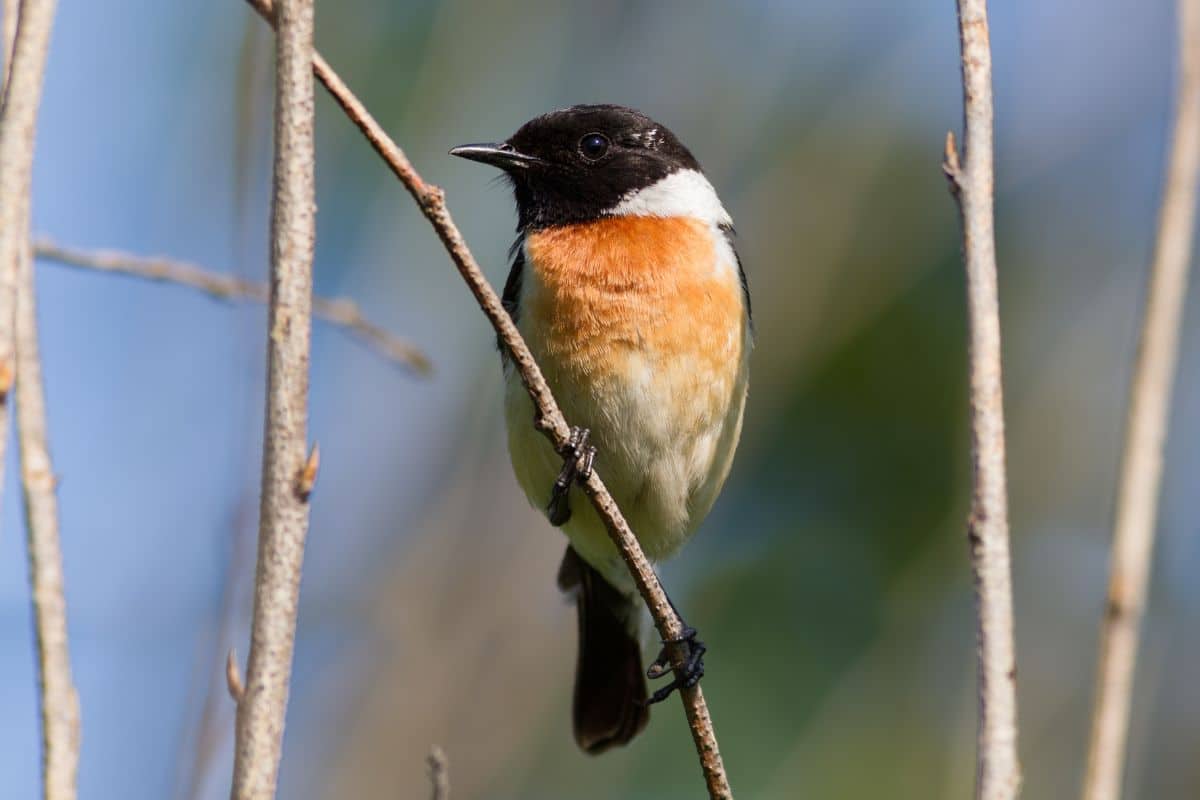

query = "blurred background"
[1,0,1198,797]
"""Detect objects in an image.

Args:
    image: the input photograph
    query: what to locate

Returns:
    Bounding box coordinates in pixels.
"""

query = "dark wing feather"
[721,224,753,333]
[498,234,525,361]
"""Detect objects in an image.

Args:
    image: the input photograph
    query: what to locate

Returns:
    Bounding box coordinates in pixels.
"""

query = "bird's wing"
[721,224,752,332]
[498,234,525,361]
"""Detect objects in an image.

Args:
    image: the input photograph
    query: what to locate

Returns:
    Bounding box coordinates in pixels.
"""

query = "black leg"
[547,426,596,527]
[644,597,707,705]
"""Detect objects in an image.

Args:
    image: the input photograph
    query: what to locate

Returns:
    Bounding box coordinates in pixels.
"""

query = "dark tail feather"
[558,547,650,754]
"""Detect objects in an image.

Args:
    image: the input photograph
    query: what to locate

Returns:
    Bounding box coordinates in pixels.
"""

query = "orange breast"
[522,216,744,380]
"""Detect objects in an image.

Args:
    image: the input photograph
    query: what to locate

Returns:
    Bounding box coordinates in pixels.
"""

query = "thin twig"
[1082,2,1200,799]
[181,26,272,791]
[427,746,449,800]
[1,1,79,799]
[942,2,1021,799]
[241,0,732,795]
[31,238,430,374]
[229,0,318,796]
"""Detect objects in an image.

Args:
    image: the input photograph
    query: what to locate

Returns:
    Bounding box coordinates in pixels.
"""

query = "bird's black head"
[451,104,703,230]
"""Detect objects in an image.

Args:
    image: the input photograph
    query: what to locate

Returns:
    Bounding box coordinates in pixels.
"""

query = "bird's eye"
[578,133,610,161]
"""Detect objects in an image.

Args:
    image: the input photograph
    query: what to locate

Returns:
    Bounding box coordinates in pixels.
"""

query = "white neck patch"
[607,169,732,226]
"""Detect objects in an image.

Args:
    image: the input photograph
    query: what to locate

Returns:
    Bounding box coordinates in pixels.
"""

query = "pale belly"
[502,217,750,594]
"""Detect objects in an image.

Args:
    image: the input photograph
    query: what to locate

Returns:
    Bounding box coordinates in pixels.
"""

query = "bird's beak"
[449,142,542,170]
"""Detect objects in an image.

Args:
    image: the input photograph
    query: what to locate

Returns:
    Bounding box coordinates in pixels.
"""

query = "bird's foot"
[547,426,596,527]
[645,625,707,705]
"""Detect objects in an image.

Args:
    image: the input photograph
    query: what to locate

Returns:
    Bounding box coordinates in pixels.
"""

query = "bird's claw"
[547,426,596,526]
[644,625,707,705]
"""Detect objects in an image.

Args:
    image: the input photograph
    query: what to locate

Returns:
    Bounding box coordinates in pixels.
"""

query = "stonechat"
[452,105,751,753]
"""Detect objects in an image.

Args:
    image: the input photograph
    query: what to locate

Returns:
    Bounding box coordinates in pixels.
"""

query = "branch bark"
[1082,2,1200,798]
[31,238,430,373]
[943,3,1021,799]
[1,0,58,531]
[16,238,80,800]
[229,0,318,796]
[241,0,732,795]
[0,1,79,799]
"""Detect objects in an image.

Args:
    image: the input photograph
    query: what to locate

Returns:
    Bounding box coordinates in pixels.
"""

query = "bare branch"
[229,0,317,796]
[241,0,732,795]
[944,3,1021,799]
[31,239,430,374]
[1082,2,1200,798]
[1,1,80,799]
[426,746,449,800]
[17,236,81,800]
[0,0,57,534]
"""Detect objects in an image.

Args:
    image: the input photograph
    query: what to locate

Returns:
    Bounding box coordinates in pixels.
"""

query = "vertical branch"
[1,0,58,530]
[17,238,80,800]
[942,2,1021,799]
[0,1,77,799]
[1082,2,1200,799]
[229,0,318,796]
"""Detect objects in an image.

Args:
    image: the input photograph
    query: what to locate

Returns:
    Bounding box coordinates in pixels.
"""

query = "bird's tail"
[557,546,650,754]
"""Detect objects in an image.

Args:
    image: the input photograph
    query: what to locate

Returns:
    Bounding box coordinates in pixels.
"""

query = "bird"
[451,104,751,754]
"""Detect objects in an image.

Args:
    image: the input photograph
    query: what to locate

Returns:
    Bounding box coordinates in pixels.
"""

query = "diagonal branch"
[1082,2,1200,799]
[229,0,318,796]
[240,0,732,795]
[32,238,431,374]
[942,2,1021,799]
